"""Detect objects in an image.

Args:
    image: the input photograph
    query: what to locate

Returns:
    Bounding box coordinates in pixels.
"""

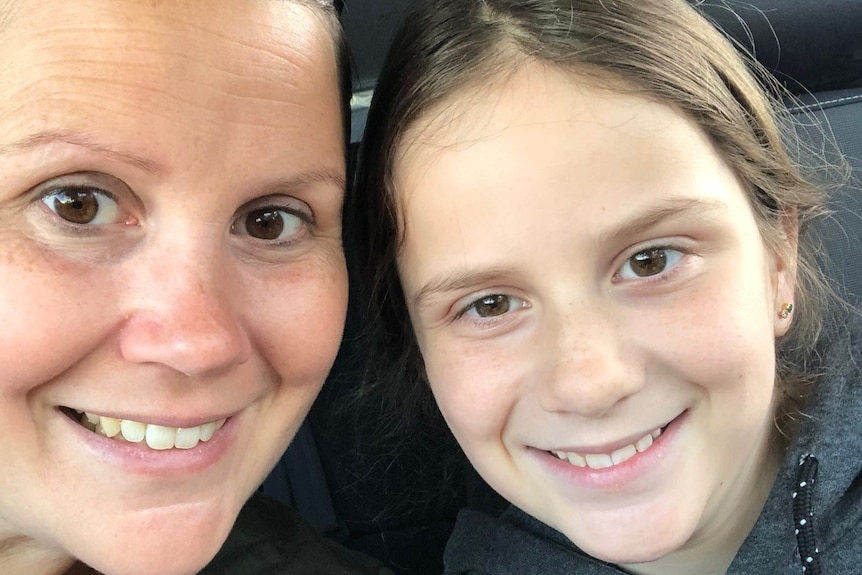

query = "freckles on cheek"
[427,348,511,442]
[0,243,116,389]
[249,262,347,388]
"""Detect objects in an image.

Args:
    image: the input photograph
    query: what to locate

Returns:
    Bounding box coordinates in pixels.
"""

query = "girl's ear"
[772,209,799,337]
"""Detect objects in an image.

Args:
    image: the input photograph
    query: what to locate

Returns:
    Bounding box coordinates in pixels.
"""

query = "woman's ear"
[772,209,799,337]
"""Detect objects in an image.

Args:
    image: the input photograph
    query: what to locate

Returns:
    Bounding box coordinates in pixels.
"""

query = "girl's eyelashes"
[617,245,686,282]
[456,293,528,321]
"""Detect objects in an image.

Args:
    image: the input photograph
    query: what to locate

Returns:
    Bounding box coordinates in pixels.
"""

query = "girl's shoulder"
[444,507,624,575]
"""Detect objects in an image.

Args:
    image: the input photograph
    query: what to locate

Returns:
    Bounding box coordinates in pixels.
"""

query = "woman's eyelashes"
[231,201,312,246]
[34,174,139,233]
[42,186,126,227]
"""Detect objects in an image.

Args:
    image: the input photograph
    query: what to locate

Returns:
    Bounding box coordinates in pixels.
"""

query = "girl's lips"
[59,406,240,477]
[532,410,689,491]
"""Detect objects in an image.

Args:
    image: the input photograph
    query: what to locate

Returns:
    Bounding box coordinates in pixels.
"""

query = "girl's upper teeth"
[552,427,662,470]
[79,412,226,450]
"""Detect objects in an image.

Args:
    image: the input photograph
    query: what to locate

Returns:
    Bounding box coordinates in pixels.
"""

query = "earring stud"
[779,302,794,319]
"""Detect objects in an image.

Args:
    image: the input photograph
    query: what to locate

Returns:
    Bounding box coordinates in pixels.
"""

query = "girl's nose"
[535,309,643,418]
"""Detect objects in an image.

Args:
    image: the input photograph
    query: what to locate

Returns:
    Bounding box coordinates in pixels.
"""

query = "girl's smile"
[394,62,794,570]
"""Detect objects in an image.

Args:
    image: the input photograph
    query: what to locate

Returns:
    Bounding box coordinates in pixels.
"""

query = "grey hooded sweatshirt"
[444,322,862,575]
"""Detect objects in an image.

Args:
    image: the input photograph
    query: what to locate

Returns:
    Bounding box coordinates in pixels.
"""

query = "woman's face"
[0,1,346,573]
[395,64,795,568]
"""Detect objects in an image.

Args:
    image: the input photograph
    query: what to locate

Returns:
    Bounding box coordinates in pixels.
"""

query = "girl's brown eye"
[629,249,668,277]
[473,295,511,317]
[42,187,118,225]
[618,247,684,281]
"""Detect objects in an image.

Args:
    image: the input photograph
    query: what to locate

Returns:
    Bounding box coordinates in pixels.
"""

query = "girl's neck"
[0,533,77,575]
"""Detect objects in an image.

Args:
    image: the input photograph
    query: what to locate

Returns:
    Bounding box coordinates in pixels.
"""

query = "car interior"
[261,1,862,573]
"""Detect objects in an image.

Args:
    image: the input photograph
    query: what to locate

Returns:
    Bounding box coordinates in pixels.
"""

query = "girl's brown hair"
[348,0,836,437]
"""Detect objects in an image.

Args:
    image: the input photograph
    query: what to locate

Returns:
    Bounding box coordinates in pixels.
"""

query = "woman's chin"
[71,502,236,575]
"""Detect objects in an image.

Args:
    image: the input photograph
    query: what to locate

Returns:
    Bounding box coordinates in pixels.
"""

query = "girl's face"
[0,1,346,574]
[395,64,795,568]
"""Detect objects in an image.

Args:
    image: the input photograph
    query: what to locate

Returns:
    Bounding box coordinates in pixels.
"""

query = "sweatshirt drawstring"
[793,454,821,574]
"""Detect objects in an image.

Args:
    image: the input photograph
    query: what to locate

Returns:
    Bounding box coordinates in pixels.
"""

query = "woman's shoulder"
[198,493,392,575]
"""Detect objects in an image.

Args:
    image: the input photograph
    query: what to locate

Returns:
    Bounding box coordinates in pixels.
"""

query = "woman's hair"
[347,0,837,437]
[299,0,352,150]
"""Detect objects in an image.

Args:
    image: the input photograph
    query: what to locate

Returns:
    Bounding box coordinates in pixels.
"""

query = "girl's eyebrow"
[597,197,727,246]
[410,198,726,310]
[0,129,164,175]
[412,267,520,311]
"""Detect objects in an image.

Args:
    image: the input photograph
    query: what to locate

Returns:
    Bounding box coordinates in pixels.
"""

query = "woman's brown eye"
[629,249,668,277]
[245,209,285,240]
[235,207,303,242]
[42,188,118,225]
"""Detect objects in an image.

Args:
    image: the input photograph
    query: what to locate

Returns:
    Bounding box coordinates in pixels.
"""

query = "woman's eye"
[41,187,120,225]
[618,247,684,279]
[233,207,305,242]
[463,294,525,319]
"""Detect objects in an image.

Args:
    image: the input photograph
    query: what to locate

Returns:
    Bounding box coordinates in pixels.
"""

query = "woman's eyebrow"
[596,197,727,246]
[0,129,164,174]
[0,130,346,192]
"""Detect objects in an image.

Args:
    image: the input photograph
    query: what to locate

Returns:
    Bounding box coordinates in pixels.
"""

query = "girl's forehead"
[393,63,706,191]
[396,64,670,170]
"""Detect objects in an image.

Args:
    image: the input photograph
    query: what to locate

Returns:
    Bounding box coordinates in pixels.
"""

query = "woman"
[350,0,861,573]
[0,0,386,573]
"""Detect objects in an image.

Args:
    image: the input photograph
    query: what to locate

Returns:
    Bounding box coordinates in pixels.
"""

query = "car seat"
[262,1,862,573]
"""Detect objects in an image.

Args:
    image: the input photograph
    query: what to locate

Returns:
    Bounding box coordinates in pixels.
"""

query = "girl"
[350,0,861,573]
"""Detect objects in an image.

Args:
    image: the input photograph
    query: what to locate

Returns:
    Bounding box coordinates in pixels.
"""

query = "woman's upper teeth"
[79,412,226,450]
[552,427,662,470]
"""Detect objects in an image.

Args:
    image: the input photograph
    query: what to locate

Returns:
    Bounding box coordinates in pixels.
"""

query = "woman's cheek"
[0,242,117,390]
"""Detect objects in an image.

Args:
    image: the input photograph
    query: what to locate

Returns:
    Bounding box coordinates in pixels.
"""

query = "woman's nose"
[117,248,252,377]
[534,309,643,418]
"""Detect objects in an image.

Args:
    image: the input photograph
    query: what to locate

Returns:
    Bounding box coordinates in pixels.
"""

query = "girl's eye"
[618,247,684,280]
[462,294,526,319]
[232,207,305,242]
[41,187,120,225]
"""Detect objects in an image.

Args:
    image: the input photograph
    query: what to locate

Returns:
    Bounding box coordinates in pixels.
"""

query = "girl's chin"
[555,516,694,567]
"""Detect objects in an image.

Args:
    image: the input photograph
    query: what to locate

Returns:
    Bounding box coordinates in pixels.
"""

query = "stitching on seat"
[788,93,862,114]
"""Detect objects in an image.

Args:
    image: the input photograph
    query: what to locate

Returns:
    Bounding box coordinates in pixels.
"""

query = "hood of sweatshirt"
[444,321,862,575]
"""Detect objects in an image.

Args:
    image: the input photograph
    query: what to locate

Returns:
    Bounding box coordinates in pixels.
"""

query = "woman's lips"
[59,405,240,476]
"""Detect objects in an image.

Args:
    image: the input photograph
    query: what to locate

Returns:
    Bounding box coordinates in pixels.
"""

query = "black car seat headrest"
[692,0,862,93]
